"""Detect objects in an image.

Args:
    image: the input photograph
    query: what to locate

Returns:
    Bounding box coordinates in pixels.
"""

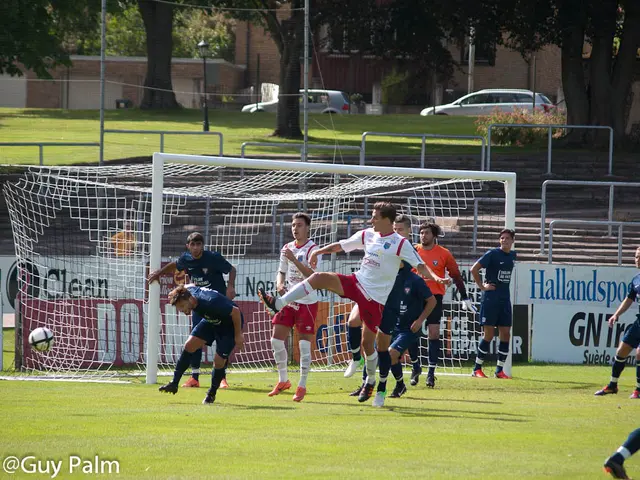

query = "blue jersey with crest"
[626,273,640,308]
[187,285,235,329]
[176,250,232,295]
[478,248,516,302]
[396,271,433,331]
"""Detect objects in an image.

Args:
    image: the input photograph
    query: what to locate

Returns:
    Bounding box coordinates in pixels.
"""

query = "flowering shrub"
[475,107,567,146]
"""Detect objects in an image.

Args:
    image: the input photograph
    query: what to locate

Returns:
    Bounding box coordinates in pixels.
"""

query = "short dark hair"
[292,212,311,226]
[419,222,442,237]
[373,202,397,222]
[499,228,515,239]
[186,232,204,244]
[394,214,412,230]
[169,285,192,305]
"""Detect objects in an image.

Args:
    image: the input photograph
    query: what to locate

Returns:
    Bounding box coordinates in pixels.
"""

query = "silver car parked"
[420,89,554,116]
[242,89,351,114]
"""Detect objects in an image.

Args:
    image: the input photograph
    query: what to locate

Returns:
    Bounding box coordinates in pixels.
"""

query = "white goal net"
[2,156,515,379]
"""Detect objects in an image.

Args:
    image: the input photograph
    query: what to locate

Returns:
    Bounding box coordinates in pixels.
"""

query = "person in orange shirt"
[412,222,476,388]
[111,221,137,257]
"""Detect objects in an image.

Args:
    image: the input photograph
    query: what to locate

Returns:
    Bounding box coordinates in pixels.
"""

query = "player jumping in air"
[148,232,236,389]
[267,213,321,402]
[603,427,640,479]
[595,247,640,399]
[471,229,516,379]
[159,284,244,405]
[259,202,447,404]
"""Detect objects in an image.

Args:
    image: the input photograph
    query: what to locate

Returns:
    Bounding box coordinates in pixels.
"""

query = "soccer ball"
[28,327,54,352]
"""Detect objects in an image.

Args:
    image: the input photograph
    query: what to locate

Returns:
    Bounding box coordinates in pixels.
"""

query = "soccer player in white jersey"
[259,202,448,404]
[267,212,320,402]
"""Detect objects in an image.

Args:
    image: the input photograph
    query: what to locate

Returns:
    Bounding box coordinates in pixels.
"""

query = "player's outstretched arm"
[415,263,449,285]
[231,307,244,351]
[148,261,177,284]
[609,297,634,327]
[309,242,343,268]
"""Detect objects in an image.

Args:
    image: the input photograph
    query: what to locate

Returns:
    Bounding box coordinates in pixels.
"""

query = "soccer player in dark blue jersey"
[148,232,236,388]
[471,228,516,379]
[158,284,244,405]
[604,427,640,479]
[385,266,436,402]
[595,247,640,399]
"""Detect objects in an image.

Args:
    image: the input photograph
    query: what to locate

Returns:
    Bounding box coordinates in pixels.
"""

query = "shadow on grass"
[400,396,503,405]
[221,403,296,411]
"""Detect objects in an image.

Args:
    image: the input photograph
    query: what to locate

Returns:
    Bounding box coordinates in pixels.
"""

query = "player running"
[471,229,516,379]
[258,202,447,404]
[148,232,236,389]
[158,284,244,405]
[267,213,320,402]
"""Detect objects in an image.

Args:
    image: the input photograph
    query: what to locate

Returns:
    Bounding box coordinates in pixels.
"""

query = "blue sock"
[190,348,202,381]
[496,341,509,374]
[611,428,640,465]
[428,339,440,375]
[172,349,192,385]
[407,341,420,371]
[348,326,362,362]
[609,356,627,388]
[377,350,391,393]
[391,362,404,383]
[208,367,226,396]
[474,339,490,371]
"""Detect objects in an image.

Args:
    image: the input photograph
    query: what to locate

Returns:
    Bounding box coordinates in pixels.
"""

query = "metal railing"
[240,141,361,158]
[103,129,224,156]
[360,132,486,169]
[0,142,100,165]
[486,124,614,174]
[540,180,640,254]
[548,219,640,265]
[471,197,542,254]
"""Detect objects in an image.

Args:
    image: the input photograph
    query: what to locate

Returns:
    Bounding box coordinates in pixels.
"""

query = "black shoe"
[604,456,629,479]
[426,373,436,389]
[410,367,422,386]
[202,392,216,405]
[258,287,279,315]
[159,382,178,394]
[389,382,407,398]
[349,383,365,397]
[358,382,375,403]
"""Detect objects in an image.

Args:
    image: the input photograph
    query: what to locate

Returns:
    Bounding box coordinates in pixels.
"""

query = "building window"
[461,41,496,66]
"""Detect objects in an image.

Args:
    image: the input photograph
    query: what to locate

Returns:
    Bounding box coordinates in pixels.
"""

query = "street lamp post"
[197,40,210,132]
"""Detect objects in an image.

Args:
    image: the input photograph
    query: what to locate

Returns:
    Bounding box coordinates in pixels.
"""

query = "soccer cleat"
[410,367,422,386]
[349,383,365,397]
[595,385,619,396]
[344,357,363,378]
[159,382,178,394]
[630,389,640,399]
[268,380,291,396]
[258,288,279,316]
[426,373,436,388]
[389,382,407,398]
[358,382,375,403]
[495,371,512,379]
[472,369,487,378]
[202,392,216,405]
[372,391,386,407]
[220,378,229,389]
[182,377,200,388]
[604,456,630,479]
[293,386,306,402]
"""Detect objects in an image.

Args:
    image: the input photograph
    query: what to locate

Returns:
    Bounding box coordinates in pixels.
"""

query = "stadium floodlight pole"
[302,0,309,162]
[198,40,210,132]
[467,25,475,94]
[98,0,106,166]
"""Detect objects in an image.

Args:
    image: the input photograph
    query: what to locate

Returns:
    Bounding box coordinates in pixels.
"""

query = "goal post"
[145,153,517,384]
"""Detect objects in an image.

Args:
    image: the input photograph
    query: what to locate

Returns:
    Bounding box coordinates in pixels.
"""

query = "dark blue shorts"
[390,329,419,354]
[621,316,640,349]
[379,306,399,336]
[190,313,244,359]
[479,299,512,327]
[425,294,444,326]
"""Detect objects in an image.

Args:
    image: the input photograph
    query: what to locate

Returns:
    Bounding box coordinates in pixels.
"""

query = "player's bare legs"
[259,272,344,314]
[160,336,207,394]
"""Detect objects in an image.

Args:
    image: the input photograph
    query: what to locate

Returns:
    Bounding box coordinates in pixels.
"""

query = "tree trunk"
[138,0,179,109]
[273,6,303,138]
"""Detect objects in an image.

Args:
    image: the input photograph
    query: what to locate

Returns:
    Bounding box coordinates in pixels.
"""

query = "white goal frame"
[146,153,517,384]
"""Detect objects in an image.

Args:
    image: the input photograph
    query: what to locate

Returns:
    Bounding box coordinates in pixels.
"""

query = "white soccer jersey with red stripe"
[339,228,424,304]
[278,239,321,304]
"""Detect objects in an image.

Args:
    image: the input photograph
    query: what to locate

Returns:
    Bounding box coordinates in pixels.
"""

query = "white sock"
[278,280,315,309]
[271,338,288,383]
[365,350,378,385]
[298,340,311,388]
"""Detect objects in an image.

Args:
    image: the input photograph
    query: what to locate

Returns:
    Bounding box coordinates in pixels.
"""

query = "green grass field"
[1,327,638,479]
[0,108,487,165]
